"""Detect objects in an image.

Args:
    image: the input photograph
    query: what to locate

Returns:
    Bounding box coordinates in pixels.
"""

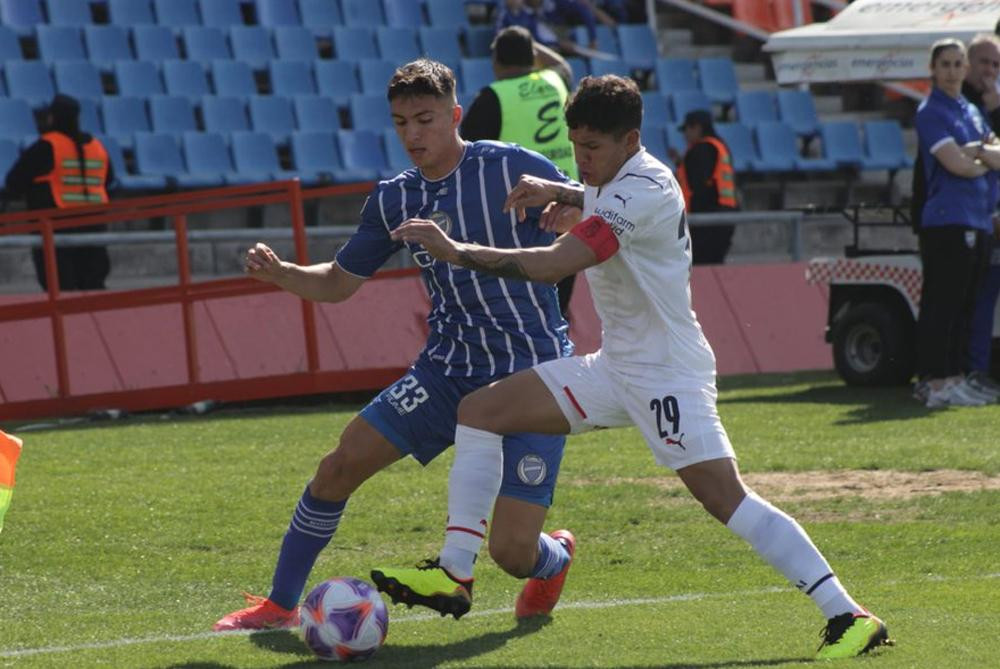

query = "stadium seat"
[293,95,339,132]
[270,60,316,96]
[820,121,866,169]
[315,60,360,107]
[0,139,20,184]
[115,60,164,96]
[349,93,392,132]
[201,95,250,132]
[465,26,494,58]
[199,0,244,27]
[426,0,468,29]
[36,26,87,61]
[754,121,833,171]
[135,131,223,188]
[698,58,739,107]
[183,26,231,60]
[53,61,104,102]
[149,95,198,137]
[133,25,181,60]
[617,24,658,69]
[4,61,56,108]
[460,58,494,94]
[655,57,698,94]
[333,26,378,61]
[98,133,167,190]
[734,90,777,127]
[78,98,102,134]
[575,25,617,55]
[776,88,819,138]
[291,130,376,184]
[862,119,914,171]
[715,122,759,172]
[0,25,21,61]
[163,59,211,99]
[152,0,200,28]
[298,0,342,38]
[101,96,151,148]
[338,129,394,179]
[419,27,462,72]
[230,130,299,181]
[108,0,156,26]
[256,0,300,26]
[359,59,399,95]
[181,130,247,185]
[382,127,410,173]
[671,89,713,121]
[566,57,588,85]
[210,59,257,97]
[384,0,423,28]
[0,0,44,37]
[589,58,630,78]
[48,0,94,25]
[274,26,318,61]
[665,125,686,155]
[376,27,420,65]
[341,0,385,27]
[249,95,297,144]
[642,126,670,166]
[641,92,672,130]
[0,99,38,144]
[84,26,134,70]
[229,26,275,69]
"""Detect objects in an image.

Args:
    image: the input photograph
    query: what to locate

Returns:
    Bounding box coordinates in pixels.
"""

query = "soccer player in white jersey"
[372,75,892,660]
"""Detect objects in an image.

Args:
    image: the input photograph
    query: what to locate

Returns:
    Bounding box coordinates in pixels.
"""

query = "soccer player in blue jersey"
[213,59,578,631]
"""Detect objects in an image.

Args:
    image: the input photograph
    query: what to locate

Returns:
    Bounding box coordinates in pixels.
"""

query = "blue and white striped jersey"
[336,140,574,378]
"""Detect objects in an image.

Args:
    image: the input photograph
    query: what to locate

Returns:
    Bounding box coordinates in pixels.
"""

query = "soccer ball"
[300,577,389,662]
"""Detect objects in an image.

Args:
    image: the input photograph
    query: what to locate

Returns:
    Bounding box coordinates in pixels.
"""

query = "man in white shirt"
[371,75,891,661]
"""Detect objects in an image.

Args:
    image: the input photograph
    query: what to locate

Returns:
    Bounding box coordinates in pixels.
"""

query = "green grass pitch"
[1,371,998,668]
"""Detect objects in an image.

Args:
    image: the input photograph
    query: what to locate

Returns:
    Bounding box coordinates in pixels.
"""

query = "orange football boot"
[515,529,576,618]
[212,593,299,631]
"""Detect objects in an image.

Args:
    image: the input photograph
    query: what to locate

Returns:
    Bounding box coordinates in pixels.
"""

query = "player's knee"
[692,486,745,524]
[488,535,536,578]
[456,388,502,431]
[311,445,362,501]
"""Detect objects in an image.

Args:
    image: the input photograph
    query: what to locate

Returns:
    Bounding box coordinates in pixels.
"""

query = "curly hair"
[565,75,642,136]
[387,59,456,102]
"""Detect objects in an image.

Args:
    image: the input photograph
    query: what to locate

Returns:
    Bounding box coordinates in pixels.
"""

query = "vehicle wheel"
[832,302,915,386]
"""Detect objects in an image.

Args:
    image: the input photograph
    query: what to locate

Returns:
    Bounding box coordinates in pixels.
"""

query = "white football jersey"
[581,147,716,384]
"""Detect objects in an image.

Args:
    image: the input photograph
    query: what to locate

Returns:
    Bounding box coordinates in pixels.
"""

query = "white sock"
[438,425,504,581]
[726,492,864,619]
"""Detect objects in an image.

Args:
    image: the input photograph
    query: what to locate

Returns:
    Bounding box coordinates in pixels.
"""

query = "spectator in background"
[496,0,599,55]
[4,94,114,291]
[462,26,580,319]
[669,109,738,264]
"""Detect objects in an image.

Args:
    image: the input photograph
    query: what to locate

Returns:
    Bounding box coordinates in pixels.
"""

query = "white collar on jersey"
[595,147,647,196]
[418,141,470,184]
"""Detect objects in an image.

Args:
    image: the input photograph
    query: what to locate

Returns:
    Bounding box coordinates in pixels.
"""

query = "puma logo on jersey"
[613,192,632,208]
[663,433,685,450]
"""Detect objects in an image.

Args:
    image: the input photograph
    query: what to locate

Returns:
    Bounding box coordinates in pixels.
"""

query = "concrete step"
[822,110,891,123]
[662,44,734,59]
[735,63,768,83]
[812,94,843,114]
[658,28,694,47]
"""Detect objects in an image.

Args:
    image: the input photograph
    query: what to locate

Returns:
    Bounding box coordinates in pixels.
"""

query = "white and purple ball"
[300,577,389,662]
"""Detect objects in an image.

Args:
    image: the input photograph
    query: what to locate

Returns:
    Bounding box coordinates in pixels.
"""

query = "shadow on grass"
[720,383,931,425]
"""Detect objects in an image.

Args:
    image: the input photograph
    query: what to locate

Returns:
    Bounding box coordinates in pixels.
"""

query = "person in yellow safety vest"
[671,109,739,265]
[3,94,115,291]
[460,25,581,319]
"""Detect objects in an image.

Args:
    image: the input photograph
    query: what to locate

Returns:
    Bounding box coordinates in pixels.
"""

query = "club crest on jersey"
[516,454,547,486]
[428,210,453,236]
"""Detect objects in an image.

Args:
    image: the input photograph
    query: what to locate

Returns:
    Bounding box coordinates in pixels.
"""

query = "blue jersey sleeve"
[334,187,403,278]
[915,104,955,155]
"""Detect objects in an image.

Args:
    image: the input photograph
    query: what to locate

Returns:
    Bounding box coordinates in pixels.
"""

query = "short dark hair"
[387,59,456,102]
[492,26,534,68]
[565,75,642,136]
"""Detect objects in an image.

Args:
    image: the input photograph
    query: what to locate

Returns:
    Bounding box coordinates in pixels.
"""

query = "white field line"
[3,572,998,659]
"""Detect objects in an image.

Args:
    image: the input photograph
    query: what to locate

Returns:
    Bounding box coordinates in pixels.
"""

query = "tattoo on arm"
[554,185,584,208]
[455,249,532,281]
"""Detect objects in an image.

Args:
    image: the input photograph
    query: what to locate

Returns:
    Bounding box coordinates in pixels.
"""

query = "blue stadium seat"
[338,129,394,179]
[183,26,230,60]
[358,59,398,94]
[315,60,360,107]
[99,132,167,190]
[566,57,587,85]
[376,26,420,64]
[333,26,378,61]
[0,99,37,144]
[270,60,316,96]
[36,26,87,61]
[698,58,740,107]
[671,89,712,121]
[754,121,833,171]
[465,26,493,58]
[201,95,249,132]
[210,59,257,97]
[163,59,211,99]
[298,0,342,38]
[229,26,274,69]
[820,121,866,169]
[133,25,181,60]
[4,60,56,108]
[135,131,223,188]
[47,0,93,25]
[617,24,657,69]
[0,0,44,37]
[715,122,759,172]
[776,89,819,138]
[419,27,461,71]
[0,26,23,61]
[734,90,776,127]
[382,127,410,173]
[574,25,617,55]
[642,126,670,168]
[115,60,164,96]
[78,98,102,134]
[199,0,243,27]
[149,95,198,137]
[101,96,151,148]
[384,0,423,28]
[349,93,391,132]
[293,95,339,132]
[230,130,299,181]
[341,0,385,27]
[426,0,467,29]
[655,57,698,94]
[589,58,630,78]
[181,130,247,185]
[249,94,297,144]
[862,119,914,171]
[291,130,375,184]
[152,0,200,28]
[665,125,685,154]
[274,26,318,61]
[53,61,104,102]
[0,139,20,184]
[84,26,134,70]
[256,0,300,26]
[108,0,155,25]
[641,91,672,130]
[460,58,494,93]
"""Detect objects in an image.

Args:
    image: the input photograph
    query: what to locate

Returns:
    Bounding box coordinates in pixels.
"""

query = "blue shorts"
[360,357,565,507]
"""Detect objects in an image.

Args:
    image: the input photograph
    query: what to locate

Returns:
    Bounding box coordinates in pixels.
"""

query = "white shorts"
[534,351,735,470]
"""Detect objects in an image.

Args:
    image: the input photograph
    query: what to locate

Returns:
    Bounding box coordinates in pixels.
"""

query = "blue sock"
[529,533,569,579]
[268,485,346,610]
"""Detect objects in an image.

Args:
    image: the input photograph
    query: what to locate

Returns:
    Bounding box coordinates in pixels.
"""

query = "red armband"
[569,215,620,262]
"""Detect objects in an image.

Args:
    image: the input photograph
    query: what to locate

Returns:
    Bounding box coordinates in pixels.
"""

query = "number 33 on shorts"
[387,375,430,414]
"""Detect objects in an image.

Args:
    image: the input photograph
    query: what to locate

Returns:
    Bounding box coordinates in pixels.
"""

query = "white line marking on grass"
[3,573,998,659]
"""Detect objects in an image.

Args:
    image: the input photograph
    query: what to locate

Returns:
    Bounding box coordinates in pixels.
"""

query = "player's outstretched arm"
[244,242,365,303]
[503,175,584,223]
